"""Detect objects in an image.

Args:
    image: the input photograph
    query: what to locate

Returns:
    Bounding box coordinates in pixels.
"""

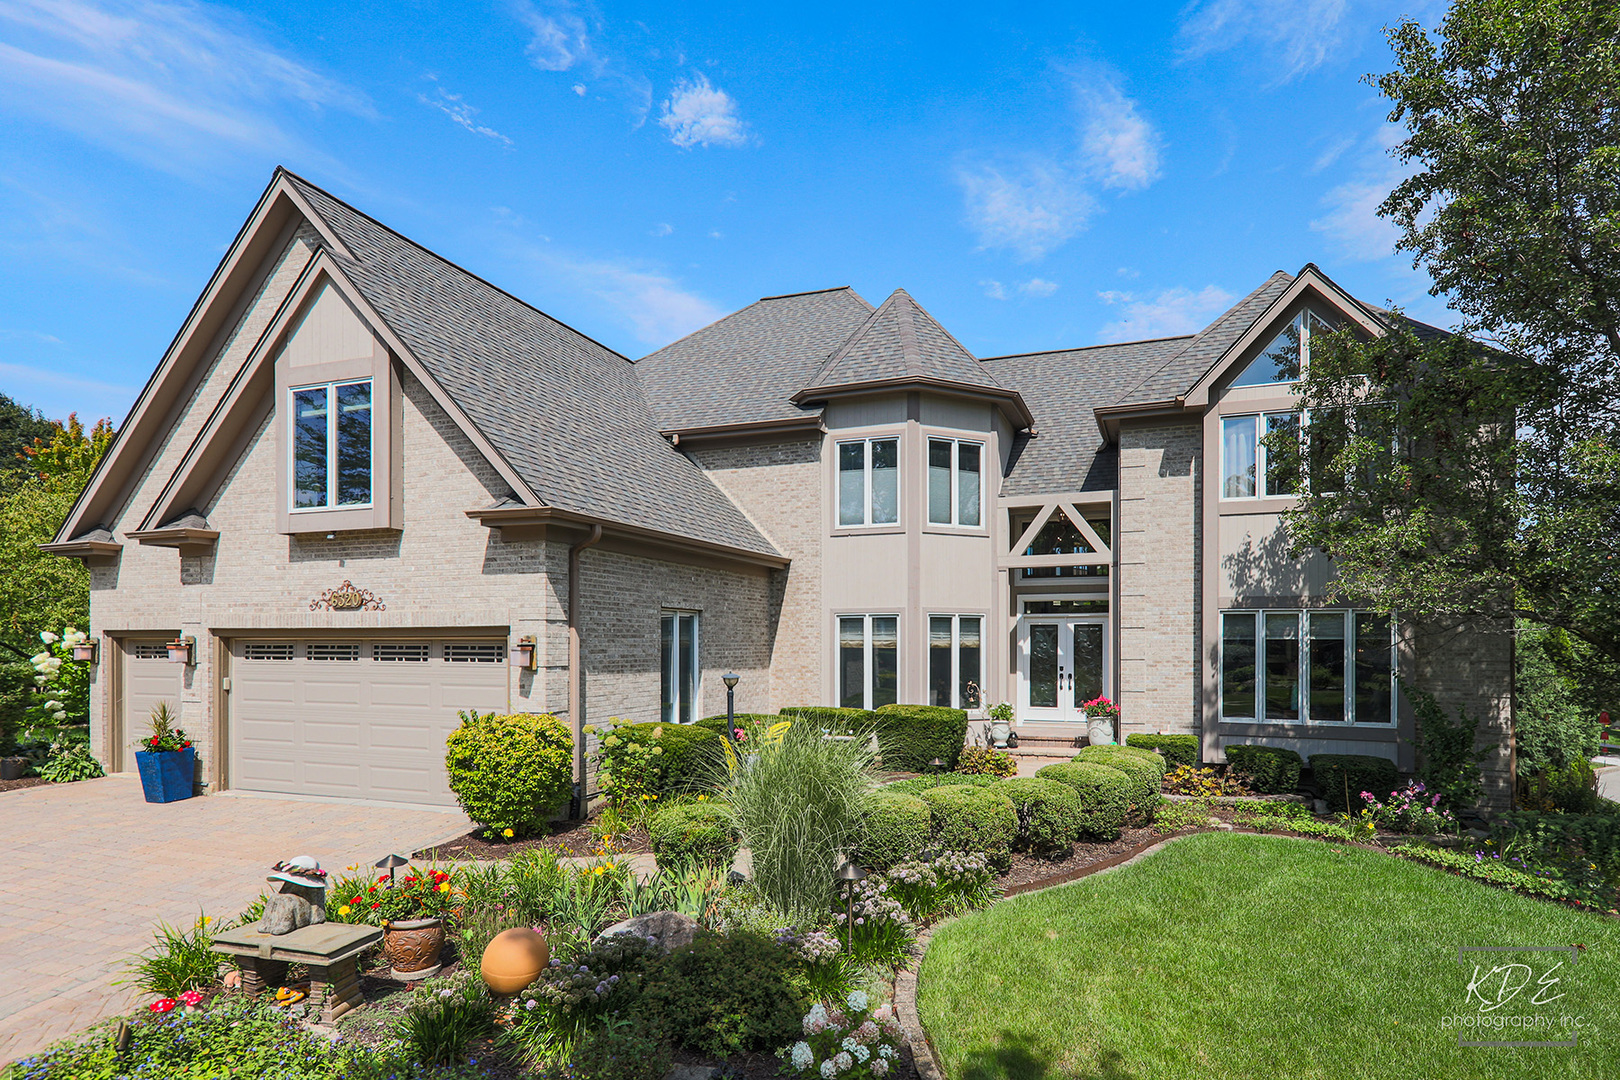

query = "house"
[46,169,1513,809]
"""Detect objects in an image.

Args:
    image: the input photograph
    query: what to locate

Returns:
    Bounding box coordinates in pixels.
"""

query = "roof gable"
[799,288,1005,395]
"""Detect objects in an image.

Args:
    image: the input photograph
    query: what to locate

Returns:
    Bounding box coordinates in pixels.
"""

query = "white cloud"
[0,360,138,422]
[0,0,370,170]
[1075,72,1161,190]
[1177,0,1351,82]
[1020,278,1059,298]
[1098,285,1234,343]
[957,159,1095,262]
[707,230,722,239]
[419,85,511,146]
[981,280,1007,300]
[650,222,673,236]
[1310,125,1410,262]
[658,73,748,148]
[507,0,593,72]
[572,83,586,96]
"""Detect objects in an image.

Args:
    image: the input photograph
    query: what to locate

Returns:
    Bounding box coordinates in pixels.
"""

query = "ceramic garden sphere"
[480,927,550,993]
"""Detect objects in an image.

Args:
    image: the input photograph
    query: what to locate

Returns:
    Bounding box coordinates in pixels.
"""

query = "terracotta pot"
[382,917,445,979]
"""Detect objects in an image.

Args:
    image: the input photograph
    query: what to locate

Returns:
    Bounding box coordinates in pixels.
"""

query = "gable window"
[291,380,372,510]
[929,614,982,709]
[927,438,982,527]
[1013,512,1110,578]
[1221,412,1299,499]
[838,437,899,527]
[1229,310,1334,388]
[661,611,699,724]
[1220,609,1394,725]
[839,614,898,710]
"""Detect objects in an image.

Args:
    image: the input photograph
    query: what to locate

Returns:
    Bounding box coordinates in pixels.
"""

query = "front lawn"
[918,831,1620,1080]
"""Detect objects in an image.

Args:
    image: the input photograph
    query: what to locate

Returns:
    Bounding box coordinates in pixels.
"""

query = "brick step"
[1006,735,1081,748]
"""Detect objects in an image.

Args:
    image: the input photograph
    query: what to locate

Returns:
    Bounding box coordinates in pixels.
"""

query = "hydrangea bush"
[781,992,906,1080]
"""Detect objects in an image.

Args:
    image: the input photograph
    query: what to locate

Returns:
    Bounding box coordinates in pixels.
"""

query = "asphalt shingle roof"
[283,172,780,559]
[634,287,874,432]
[800,288,1008,395]
[984,338,1193,495]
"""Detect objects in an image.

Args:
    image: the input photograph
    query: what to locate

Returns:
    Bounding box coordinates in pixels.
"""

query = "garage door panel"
[232,637,508,806]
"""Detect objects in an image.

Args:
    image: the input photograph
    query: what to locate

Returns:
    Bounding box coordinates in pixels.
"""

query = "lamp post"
[722,672,742,761]
[835,859,866,950]
[375,853,408,885]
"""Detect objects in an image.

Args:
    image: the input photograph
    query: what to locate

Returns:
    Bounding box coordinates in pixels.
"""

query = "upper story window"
[927,438,982,528]
[292,380,372,510]
[1221,412,1300,499]
[838,437,899,527]
[1229,310,1335,388]
[1013,512,1110,578]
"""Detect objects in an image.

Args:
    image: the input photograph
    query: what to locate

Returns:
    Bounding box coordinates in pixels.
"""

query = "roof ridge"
[894,290,925,379]
[758,285,864,302]
[805,289,896,386]
[980,334,1196,363]
[277,167,632,364]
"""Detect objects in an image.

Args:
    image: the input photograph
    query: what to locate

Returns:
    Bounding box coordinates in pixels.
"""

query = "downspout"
[567,523,603,819]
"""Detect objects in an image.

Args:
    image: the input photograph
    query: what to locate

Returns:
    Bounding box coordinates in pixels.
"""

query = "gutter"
[567,523,603,819]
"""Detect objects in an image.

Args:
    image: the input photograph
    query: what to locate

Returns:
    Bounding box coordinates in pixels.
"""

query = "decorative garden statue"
[258,856,329,934]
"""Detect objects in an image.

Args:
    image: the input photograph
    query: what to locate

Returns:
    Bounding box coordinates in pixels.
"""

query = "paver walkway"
[0,773,472,1067]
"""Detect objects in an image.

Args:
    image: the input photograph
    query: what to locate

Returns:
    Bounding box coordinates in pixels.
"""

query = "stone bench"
[212,922,382,1023]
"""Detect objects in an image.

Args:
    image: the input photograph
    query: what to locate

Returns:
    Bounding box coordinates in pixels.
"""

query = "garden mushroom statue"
[258,856,329,935]
[480,927,550,994]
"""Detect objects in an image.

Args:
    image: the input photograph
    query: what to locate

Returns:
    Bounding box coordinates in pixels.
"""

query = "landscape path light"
[835,859,866,950]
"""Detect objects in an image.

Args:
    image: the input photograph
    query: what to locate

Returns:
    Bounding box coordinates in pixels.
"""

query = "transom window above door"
[927,438,982,528]
[291,380,372,510]
[837,437,899,527]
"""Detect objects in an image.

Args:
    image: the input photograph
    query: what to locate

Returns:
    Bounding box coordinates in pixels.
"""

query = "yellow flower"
[338,906,351,916]
[593,865,606,876]
[503,828,515,838]
[201,916,212,924]
[439,882,450,892]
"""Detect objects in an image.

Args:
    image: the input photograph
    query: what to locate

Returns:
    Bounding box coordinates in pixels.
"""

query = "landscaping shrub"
[36,736,103,782]
[778,705,873,733]
[834,875,918,966]
[696,713,779,739]
[956,745,1018,776]
[445,710,572,838]
[633,931,807,1057]
[1224,744,1304,794]
[872,703,970,771]
[1078,750,1161,823]
[1126,733,1200,768]
[648,802,741,868]
[393,975,495,1066]
[883,772,1004,796]
[881,851,997,920]
[1034,761,1131,840]
[1520,759,1604,814]
[781,992,906,1080]
[1492,810,1620,878]
[1311,753,1399,812]
[918,784,1017,870]
[996,777,1083,853]
[507,933,666,1064]
[121,913,220,998]
[1406,686,1493,811]
[1077,742,1168,780]
[598,721,721,805]
[858,789,933,871]
[1164,765,1250,797]
[572,1011,672,1080]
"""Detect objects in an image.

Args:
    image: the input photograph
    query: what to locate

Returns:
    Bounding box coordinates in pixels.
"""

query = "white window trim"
[288,379,375,513]
[1220,410,1301,501]
[838,613,899,711]
[925,436,985,530]
[661,610,700,725]
[1218,608,1396,726]
[836,436,901,529]
[928,613,984,709]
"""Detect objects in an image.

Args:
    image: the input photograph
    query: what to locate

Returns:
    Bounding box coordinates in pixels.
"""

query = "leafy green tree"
[0,392,53,485]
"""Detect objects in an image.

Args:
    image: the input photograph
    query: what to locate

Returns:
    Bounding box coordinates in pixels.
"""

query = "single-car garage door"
[231,637,510,805]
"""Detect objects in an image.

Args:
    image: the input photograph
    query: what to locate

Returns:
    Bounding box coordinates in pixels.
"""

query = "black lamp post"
[835,859,866,949]
[375,853,408,885]
[722,672,742,760]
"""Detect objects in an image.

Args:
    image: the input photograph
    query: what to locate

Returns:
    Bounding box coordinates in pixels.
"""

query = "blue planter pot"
[136,747,196,803]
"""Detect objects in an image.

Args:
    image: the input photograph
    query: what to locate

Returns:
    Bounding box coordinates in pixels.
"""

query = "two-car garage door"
[231,637,510,806]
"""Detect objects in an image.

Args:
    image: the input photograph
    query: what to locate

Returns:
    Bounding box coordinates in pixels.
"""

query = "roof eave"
[465,505,789,570]
[1092,398,1191,443]
[791,377,1035,429]
[664,414,826,445]
[38,538,123,560]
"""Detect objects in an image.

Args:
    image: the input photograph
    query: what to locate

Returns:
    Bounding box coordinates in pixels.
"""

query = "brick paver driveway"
[0,774,472,1066]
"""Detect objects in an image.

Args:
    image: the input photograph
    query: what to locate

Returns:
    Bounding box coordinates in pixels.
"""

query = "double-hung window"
[1221,412,1300,499]
[927,438,982,527]
[1220,609,1394,725]
[837,437,899,527]
[838,614,898,710]
[660,611,699,724]
[928,614,982,709]
[291,380,373,510]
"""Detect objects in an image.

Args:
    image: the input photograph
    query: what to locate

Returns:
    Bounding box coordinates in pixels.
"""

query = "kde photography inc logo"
[1444,946,1586,1047]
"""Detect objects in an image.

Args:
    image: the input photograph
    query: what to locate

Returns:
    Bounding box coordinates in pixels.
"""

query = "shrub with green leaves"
[1225,744,1304,794]
[956,746,1018,776]
[1035,761,1131,841]
[778,705,873,733]
[996,777,1083,853]
[872,704,969,771]
[598,721,721,804]
[1311,753,1399,812]
[393,975,495,1066]
[37,737,103,783]
[858,789,932,871]
[445,711,572,838]
[1125,733,1199,769]
[1406,685,1494,811]
[633,930,807,1057]
[1078,750,1160,824]
[919,784,1017,870]
[882,772,1003,796]
[648,802,741,868]
[696,713,779,740]
[1077,742,1167,779]
[120,913,220,998]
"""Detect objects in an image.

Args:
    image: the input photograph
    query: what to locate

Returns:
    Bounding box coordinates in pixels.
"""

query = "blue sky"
[0,0,1449,425]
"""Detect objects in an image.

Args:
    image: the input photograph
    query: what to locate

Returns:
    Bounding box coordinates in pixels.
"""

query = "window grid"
[307,643,361,662]
[132,642,171,660]
[445,643,505,663]
[373,643,430,662]
[1219,609,1395,726]
[1221,411,1300,500]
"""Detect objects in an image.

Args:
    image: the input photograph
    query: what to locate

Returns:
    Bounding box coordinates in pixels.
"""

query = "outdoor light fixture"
[722,672,739,689]
[510,635,537,670]
[929,757,945,773]
[375,853,409,884]
[166,636,195,666]
[723,672,741,753]
[72,638,98,664]
[835,859,867,949]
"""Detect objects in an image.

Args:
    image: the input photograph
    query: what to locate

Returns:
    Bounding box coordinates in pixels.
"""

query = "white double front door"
[1017,616,1108,722]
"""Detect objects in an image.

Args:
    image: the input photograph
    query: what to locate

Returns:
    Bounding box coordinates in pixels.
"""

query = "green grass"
[918,832,1620,1080]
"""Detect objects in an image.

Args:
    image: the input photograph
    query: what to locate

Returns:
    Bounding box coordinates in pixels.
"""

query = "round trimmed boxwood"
[873,704,970,771]
[919,784,1017,871]
[1078,751,1161,824]
[648,802,741,868]
[883,773,1005,797]
[445,711,573,838]
[1125,733,1200,769]
[1034,761,1131,841]
[858,789,933,871]
[1078,742,1168,780]
[996,777,1083,854]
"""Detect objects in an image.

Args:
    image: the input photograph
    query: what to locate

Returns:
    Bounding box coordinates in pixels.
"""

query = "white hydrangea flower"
[878,1045,896,1060]
[40,631,58,644]
[846,990,869,1012]
[833,1052,853,1072]
[852,1044,870,1063]
[44,701,60,710]
[819,1061,836,1079]
[871,1058,889,1077]
[790,1042,814,1070]
[52,711,66,721]
[30,653,49,665]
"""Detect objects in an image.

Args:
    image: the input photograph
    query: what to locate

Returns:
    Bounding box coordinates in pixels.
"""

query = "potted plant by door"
[368,866,454,980]
[1082,696,1121,747]
[986,702,1015,748]
[134,702,195,803]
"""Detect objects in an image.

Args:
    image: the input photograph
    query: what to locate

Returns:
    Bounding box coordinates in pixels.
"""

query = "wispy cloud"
[1020,278,1059,298]
[658,73,749,148]
[1310,125,1408,262]
[1075,72,1161,190]
[957,158,1094,262]
[981,280,1007,300]
[419,83,512,146]
[1177,0,1351,82]
[650,222,673,236]
[507,0,594,72]
[0,0,370,170]
[1098,285,1233,342]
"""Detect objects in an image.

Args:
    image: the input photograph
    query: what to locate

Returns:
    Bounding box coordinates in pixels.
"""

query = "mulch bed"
[998,827,1161,894]
[0,776,47,793]
[417,820,651,861]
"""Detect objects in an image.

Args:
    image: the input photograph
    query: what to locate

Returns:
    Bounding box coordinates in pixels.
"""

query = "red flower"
[182,741,191,748]
[351,896,362,904]
[371,901,381,909]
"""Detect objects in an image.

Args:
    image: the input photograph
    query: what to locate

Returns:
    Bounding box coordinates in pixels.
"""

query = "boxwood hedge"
[1311,753,1399,812]
[918,784,1017,870]
[883,773,1004,797]
[1077,742,1168,780]
[858,789,933,871]
[873,704,970,771]
[996,777,1083,854]
[1125,733,1200,769]
[1033,762,1131,841]
[1224,744,1304,795]
[1077,749,1161,823]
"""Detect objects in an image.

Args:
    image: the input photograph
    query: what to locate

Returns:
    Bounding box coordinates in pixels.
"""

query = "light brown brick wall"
[1408,616,1515,810]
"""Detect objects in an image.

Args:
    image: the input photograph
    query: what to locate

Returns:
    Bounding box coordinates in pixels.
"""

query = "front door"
[1018,618,1107,722]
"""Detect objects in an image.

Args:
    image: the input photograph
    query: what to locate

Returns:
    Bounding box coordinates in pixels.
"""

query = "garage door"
[231,637,510,805]
[122,637,183,772]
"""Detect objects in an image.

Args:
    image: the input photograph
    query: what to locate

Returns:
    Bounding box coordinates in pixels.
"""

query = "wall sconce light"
[510,635,537,670]
[72,638,98,664]
[166,636,195,666]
